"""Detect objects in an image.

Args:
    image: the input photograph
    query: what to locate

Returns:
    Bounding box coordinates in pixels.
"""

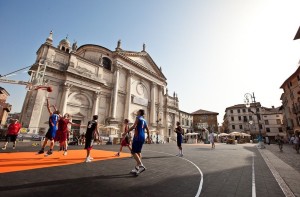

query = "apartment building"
[280,65,300,137]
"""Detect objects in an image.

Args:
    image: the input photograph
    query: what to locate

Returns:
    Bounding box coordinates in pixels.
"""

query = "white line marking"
[258,149,295,197]
[252,154,256,197]
[145,150,203,197]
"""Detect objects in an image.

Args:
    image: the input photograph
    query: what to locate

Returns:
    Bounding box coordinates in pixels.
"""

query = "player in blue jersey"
[128,109,150,175]
[37,98,60,156]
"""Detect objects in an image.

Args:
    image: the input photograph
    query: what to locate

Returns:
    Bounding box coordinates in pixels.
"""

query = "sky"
[1,0,300,124]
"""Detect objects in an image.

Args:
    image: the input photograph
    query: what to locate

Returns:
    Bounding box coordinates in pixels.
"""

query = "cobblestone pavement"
[264,143,300,173]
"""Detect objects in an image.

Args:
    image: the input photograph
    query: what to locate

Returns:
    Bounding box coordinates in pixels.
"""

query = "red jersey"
[57,118,70,133]
[7,123,21,135]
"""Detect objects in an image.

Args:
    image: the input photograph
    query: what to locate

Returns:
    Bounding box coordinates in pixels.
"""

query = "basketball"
[47,86,53,92]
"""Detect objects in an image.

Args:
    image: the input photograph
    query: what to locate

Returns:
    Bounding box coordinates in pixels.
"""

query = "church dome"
[59,37,70,48]
[58,36,71,53]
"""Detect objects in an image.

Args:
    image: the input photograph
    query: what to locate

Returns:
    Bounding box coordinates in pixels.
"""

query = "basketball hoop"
[34,85,53,92]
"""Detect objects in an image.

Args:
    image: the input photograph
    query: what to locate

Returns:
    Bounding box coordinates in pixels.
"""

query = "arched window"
[102,57,111,71]
[66,49,69,53]
[62,46,65,51]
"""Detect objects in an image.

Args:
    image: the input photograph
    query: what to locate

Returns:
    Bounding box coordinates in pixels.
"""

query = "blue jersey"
[134,116,147,142]
[49,114,59,130]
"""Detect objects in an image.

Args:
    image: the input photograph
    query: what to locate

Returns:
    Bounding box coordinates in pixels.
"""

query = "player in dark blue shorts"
[128,109,150,175]
[174,121,183,157]
[37,98,60,156]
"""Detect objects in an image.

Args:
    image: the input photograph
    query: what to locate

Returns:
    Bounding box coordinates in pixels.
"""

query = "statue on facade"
[142,43,146,52]
[72,41,78,52]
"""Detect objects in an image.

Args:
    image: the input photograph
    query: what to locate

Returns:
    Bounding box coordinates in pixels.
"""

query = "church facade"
[20,32,180,141]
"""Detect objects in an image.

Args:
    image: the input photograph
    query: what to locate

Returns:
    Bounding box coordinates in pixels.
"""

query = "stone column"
[92,91,100,116]
[150,82,156,125]
[124,70,134,119]
[60,83,72,115]
[158,85,164,135]
[112,64,121,119]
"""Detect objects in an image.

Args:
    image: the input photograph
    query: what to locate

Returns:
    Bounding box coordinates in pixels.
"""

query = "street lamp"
[244,92,265,149]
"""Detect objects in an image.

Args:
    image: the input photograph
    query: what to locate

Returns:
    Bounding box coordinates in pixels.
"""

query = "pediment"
[117,52,166,80]
[127,56,156,72]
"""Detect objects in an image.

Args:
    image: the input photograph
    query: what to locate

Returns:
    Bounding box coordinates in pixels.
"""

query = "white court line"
[145,150,203,197]
[258,149,295,197]
[252,154,256,197]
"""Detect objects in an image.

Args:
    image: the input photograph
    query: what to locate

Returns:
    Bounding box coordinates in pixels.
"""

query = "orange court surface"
[0,150,131,174]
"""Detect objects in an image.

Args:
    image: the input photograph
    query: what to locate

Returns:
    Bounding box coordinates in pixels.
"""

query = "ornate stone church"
[20,32,180,141]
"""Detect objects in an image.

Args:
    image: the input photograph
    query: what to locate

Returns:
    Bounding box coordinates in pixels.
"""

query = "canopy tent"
[102,125,120,136]
[218,133,229,137]
[229,131,242,136]
[240,132,251,137]
[184,132,199,136]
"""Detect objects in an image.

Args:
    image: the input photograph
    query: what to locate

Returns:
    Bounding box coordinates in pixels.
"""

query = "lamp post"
[244,92,265,149]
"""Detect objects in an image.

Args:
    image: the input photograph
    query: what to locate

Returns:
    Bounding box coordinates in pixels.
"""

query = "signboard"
[132,96,148,106]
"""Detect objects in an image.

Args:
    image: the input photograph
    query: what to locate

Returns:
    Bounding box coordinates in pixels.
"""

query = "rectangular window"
[278,127,283,132]
[230,110,233,113]
[238,116,241,121]
[239,125,243,129]
[237,109,240,113]
[231,117,234,121]
[243,116,247,122]
[276,119,281,125]
[249,116,253,120]
[265,120,269,125]
[248,108,251,112]
[259,124,263,129]
[232,125,235,129]
[242,109,246,113]
[266,128,270,132]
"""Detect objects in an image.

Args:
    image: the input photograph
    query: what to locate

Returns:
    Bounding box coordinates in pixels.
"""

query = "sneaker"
[130,166,139,174]
[115,153,120,157]
[85,158,91,163]
[88,157,94,160]
[2,146,6,150]
[63,151,67,156]
[136,165,146,174]
[37,149,44,154]
[12,146,16,150]
[179,154,183,157]
[46,150,53,155]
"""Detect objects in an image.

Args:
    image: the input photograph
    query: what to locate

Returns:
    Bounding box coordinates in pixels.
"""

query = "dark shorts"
[177,137,182,147]
[5,135,17,142]
[45,127,57,140]
[131,139,144,154]
[85,138,94,150]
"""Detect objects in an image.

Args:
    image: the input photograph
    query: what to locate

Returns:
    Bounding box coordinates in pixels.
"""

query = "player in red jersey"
[55,113,80,156]
[115,119,132,156]
[2,119,22,150]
